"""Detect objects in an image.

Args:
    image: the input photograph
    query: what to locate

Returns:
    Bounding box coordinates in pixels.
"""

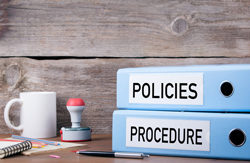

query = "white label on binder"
[129,73,203,105]
[126,117,210,151]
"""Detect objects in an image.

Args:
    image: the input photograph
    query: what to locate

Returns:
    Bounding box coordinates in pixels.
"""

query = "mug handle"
[4,99,23,131]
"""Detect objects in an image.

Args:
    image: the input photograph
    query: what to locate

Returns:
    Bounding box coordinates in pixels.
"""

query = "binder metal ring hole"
[220,81,234,97]
[229,128,246,147]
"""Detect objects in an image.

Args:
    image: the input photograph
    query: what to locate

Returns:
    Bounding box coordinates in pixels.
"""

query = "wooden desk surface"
[0,134,249,163]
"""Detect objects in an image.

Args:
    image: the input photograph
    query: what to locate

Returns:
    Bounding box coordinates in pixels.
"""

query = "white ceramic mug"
[4,92,57,138]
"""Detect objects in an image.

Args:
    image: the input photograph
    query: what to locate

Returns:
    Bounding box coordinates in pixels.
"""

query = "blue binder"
[117,64,250,112]
[112,110,250,160]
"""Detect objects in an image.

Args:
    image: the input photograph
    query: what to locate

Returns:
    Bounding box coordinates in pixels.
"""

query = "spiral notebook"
[0,141,32,158]
[3,138,87,156]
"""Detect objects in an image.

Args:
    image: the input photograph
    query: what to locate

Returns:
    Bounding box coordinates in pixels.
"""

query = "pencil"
[32,144,45,148]
[0,139,47,146]
[11,135,60,146]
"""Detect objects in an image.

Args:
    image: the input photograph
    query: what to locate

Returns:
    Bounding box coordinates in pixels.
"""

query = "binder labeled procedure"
[117,64,250,112]
[112,110,250,160]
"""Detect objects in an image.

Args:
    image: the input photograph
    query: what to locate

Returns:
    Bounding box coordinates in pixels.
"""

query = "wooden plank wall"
[0,0,250,134]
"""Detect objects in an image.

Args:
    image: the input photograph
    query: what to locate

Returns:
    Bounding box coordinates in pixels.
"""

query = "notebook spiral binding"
[0,140,32,158]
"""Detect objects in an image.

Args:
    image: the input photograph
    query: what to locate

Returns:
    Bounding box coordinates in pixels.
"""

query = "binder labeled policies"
[117,64,250,112]
[112,110,250,160]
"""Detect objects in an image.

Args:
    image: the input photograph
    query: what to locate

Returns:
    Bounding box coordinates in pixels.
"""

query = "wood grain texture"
[0,0,250,57]
[1,0,250,135]
[0,57,250,134]
[0,0,9,37]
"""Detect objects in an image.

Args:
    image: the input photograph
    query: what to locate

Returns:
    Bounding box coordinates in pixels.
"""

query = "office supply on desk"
[0,139,47,146]
[4,92,57,138]
[12,135,60,146]
[117,64,250,112]
[113,110,250,160]
[0,140,32,158]
[60,98,91,142]
[32,144,45,148]
[6,137,87,156]
[49,155,61,158]
[75,151,149,159]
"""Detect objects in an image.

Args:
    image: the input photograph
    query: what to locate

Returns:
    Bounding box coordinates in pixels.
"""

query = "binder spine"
[112,110,250,160]
[0,140,32,158]
[117,64,250,112]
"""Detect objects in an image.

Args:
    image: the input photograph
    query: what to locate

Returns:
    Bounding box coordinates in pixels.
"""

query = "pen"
[75,151,150,159]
